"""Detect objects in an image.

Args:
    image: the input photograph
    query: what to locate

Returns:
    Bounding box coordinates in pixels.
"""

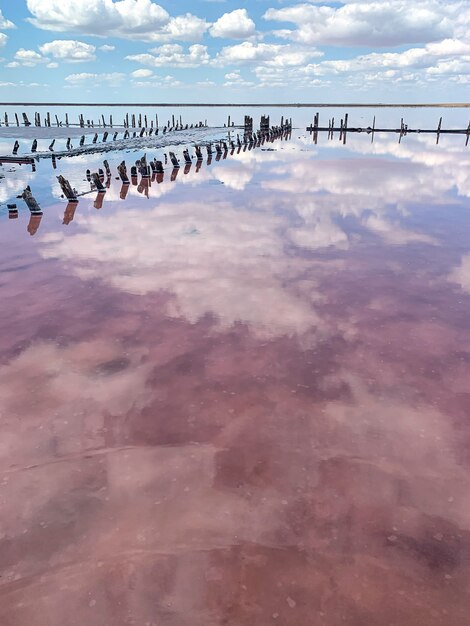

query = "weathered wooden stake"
[57,175,78,202]
[436,117,442,145]
[15,113,19,127]
[12,140,19,155]
[21,186,41,213]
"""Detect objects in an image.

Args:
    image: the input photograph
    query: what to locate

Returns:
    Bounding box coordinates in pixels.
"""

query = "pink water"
[1,123,470,625]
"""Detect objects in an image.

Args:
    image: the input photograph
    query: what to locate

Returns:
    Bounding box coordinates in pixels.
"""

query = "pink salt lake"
[0,126,470,625]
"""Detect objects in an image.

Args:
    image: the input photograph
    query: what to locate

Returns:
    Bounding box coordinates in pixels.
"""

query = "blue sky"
[0,0,469,102]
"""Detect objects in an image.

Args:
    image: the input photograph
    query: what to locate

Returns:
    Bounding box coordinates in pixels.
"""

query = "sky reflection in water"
[1,119,470,626]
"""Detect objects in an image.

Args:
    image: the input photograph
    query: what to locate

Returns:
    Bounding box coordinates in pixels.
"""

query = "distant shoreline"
[0,102,469,108]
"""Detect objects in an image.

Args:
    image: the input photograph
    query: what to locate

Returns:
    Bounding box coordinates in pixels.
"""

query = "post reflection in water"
[0,127,470,626]
[62,201,77,225]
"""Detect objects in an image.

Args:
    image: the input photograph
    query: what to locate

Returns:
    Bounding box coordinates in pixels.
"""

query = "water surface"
[1,111,470,625]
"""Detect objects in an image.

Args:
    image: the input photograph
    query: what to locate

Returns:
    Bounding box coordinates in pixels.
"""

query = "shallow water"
[1,109,470,625]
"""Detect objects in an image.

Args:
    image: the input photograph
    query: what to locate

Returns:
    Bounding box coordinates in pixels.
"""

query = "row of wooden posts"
[307,112,470,146]
[1,111,271,130]
[0,110,212,129]
[7,115,291,157]
[6,124,292,231]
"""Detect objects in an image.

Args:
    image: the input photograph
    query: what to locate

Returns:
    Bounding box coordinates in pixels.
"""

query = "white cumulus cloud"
[26,0,207,42]
[39,40,96,62]
[215,41,322,67]
[0,9,15,30]
[126,44,210,68]
[264,0,464,47]
[209,9,256,39]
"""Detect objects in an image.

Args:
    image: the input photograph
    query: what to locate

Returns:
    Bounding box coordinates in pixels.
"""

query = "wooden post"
[57,175,78,202]
[138,113,142,127]
[144,114,147,127]
[21,186,41,213]
[66,113,69,127]
[80,135,85,146]
[117,161,130,184]
[48,139,55,151]
[436,116,442,145]
[466,120,470,147]
[46,112,51,127]
[102,114,106,127]
[12,140,19,155]
[156,113,158,128]
[132,114,135,128]
[91,172,106,193]
[4,113,8,126]
[23,112,31,126]
[15,113,19,127]
[92,133,98,144]
[343,113,348,145]
[109,114,113,127]
[66,138,72,150]
[55,114,60,127]
[8,204,18,220]
[31,139,37,153]
[102,131,108,142]
[172,114,175,127]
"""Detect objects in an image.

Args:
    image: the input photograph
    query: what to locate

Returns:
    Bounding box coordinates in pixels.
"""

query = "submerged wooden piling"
[57,175,78,202]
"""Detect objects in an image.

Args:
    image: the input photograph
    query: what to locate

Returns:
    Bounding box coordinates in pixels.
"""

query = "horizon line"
[0,102,470,108]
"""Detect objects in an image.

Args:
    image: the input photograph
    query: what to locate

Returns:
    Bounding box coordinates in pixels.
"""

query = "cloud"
[26,0,207,42]
[215,41,322,66]
[39,40,96,62]
[65,72,126,85]
[99,44,115,52]
[209,9,256,39]
[223,70,255,88]
[0,33,7,48]
[131,68,153,78]
[0,9,15,30]
[13,48,48,66]
[264,0,461,47]
[126,44,210,68]
[39,200,325,340]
